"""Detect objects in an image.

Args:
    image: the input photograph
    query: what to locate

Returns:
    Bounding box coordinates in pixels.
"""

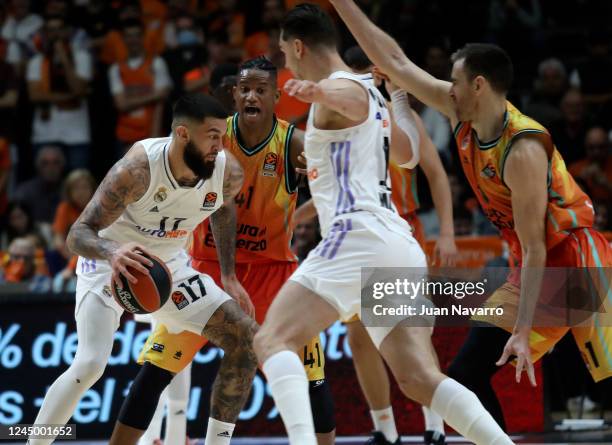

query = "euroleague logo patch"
[262,152,278,177]
[202,192,218,210]
[172,290,189,310]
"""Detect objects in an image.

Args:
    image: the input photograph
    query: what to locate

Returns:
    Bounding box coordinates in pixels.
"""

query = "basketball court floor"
[7,430,612,444]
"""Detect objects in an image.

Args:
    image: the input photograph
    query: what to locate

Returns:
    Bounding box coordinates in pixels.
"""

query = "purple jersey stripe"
[331,142,345,216]
[342,141,355,213]
[328,218,352,259]
[319,219,344,258]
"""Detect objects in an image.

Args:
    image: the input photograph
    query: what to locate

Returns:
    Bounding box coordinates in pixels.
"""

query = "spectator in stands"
[209,63,238,113]
[570,30,612,118]
[13,146,65,227]
[0,201,46,251]
[569,126,612,202]
[524,58,567,127]
[0,237,51,292]
[108,18,171,155]
[204,0,245,61]
[550,89,588,165]
[163,13,208,98]
[52,169,96,263]
[51,169,95,293]
[244,0,285,59]
[26,14,92,170]
[292,217,321,263]
[99,1,165,66]
[0,3,22,67]
[1,0,43,66]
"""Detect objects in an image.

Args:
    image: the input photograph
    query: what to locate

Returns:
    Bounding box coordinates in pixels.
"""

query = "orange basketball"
[111,254,172,314]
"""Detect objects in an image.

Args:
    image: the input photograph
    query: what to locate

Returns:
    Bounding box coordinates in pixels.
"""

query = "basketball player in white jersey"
[29,93,258,445]
[253,5,515,445]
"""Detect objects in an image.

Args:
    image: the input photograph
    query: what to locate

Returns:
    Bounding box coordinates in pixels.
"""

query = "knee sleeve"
[118,362,174,430]
[309,380,336,434]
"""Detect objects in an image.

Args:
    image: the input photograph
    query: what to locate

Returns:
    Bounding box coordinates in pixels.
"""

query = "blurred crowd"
[0,0,611,293]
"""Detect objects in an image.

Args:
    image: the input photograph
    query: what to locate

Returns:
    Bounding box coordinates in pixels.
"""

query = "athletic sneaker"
[365,431,401,444]
[424,430,446,445]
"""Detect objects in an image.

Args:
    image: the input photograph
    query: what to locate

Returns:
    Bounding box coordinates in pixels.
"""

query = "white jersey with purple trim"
[305,71,404,237]
[97,137,226,263]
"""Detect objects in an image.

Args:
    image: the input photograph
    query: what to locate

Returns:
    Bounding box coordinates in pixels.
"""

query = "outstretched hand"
[497,328,537,386]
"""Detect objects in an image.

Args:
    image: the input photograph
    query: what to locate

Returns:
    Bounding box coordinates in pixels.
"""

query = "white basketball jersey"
[99,137,226,262]
[305,71,401,236]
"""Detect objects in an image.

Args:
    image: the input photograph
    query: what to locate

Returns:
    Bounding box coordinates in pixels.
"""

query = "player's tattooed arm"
[210,152,254,316]
[67,144,150,261]
[210,152,243,276]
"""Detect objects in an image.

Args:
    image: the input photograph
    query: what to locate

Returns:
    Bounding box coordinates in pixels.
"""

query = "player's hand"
[295,151,308,175]
[432,234,458,266]
[284,79,324,104]
[222,274,255,318]
[496,327,537,386]
[109,242,154,289]
[372,66,399,94]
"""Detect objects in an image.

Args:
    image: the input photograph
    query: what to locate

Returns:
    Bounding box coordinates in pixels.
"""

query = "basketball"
[111,254,172,314]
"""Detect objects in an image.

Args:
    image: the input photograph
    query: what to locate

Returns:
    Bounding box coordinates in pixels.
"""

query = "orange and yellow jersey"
[190,114,299,264]
[454,101,594,262]
[389,161,419,216]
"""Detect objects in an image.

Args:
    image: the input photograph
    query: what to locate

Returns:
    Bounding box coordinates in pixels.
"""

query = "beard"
[183,139,216,182]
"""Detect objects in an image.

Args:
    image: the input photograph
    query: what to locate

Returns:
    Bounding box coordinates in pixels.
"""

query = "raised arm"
[330,0,456,121]
[284,78,369,129]
[209,152,254,317]
[496,137,548,387]
[67,144,153,286]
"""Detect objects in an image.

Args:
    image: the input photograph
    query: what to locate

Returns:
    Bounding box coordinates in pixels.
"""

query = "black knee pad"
[309,379,336,434]
[118,362,174,430]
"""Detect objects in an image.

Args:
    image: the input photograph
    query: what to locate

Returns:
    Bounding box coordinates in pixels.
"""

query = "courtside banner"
[361,267,612,328]
[0,295,544,438]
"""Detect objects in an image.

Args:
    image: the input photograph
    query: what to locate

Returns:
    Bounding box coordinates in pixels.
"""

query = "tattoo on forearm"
[203,301,259,422]
[210,204,237,276]
[67,151,150,260]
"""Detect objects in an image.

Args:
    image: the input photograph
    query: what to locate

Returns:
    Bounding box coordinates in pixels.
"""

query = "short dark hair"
[239,56,278,82]
[343,46,372,71]
[172,93,228,127]
[281,3,337,49]
[451,43,513,94]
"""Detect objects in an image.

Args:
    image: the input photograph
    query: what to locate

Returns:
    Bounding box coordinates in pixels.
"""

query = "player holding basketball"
[330,0,612,431]
[29,94,258,445]
[118,56,337,445]
[253,4,514,445]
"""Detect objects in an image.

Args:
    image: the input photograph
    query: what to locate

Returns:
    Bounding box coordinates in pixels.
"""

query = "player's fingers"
[496,347,511,366]
[527,359,537,387]
[515,355,525,383]
[119,264,139,283]
[123,256,150,275]
[132,245,154,265]
[285,80,301,96]
[128,251,154,268]
[295,167,308,175]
